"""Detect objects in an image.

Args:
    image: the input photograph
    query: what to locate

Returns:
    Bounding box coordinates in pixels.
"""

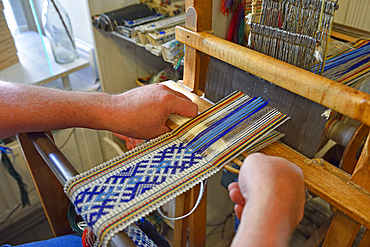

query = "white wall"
[60,0,94,45]
[212,0,232,39]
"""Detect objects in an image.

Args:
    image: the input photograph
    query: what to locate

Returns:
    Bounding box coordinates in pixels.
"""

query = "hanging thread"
[0,147,30,208]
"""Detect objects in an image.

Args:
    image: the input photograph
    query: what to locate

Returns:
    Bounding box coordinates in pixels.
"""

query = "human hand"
[228,153,305,234]
[100,84,198,140]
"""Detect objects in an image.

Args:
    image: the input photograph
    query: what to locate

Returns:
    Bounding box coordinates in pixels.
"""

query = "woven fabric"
[65,91,288,247]
[73,142,202,227]
[124,224,158,247]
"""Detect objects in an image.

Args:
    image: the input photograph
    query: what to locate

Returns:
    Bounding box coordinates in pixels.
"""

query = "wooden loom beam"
[176,27,370,127]
[262,142,370,229]
[323,130,370,246]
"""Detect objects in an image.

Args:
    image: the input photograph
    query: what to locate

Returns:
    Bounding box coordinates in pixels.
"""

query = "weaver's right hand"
[100,84,198,140]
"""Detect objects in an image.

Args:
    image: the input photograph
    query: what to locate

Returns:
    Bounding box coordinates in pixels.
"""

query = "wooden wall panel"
[334,0,370,32]
[88,0,139,16]
[91,28,168,94]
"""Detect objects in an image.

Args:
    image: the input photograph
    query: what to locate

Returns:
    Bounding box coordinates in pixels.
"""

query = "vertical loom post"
[350,133,370,192]
[340,124,370,174]
[358,229,370,247]
[189,183,207,247]
[323,133,370,246]
[323,211,361,247]
[173,1,212,246]
[183,0,212,94]
[174,191,191,247]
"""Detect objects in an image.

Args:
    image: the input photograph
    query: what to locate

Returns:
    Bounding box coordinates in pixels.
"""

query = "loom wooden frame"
[171,0,370,246]
[15,1,370,246]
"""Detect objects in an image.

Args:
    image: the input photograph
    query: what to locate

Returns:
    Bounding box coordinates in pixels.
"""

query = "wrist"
[90,92,115,131]
[232,196,293,247]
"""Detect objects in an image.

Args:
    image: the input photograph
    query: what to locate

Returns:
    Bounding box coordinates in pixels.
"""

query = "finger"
[159,84,194,102]
[150,125,171,138]
[229,187,246,206]
[234,204,244,221]
[170,89,193,102]
[228,182,240,191]
[170,97,198,118]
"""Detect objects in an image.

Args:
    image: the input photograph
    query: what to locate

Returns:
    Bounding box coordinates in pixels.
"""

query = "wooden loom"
[168,0,370,247]
[15,1,370,247]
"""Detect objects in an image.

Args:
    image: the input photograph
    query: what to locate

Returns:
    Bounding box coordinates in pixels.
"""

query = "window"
[3,0,36,35]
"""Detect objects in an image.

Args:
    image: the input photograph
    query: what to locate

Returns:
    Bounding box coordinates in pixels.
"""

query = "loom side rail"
[175,26,370,127]
[17,132,136,247]
[28,132,78,185]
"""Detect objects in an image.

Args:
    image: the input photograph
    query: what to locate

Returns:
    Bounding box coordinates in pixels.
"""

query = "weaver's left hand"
[228,153,305,225]
[100,84,198,140]
[228,153,305,247]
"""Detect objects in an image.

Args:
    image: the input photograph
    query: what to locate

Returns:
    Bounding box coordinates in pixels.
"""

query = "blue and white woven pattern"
[73,142,203,227]
[124,224,158,247]
[65,92,288,247]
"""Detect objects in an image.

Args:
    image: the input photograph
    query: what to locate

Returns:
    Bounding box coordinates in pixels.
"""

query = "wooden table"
[0,31,89,90]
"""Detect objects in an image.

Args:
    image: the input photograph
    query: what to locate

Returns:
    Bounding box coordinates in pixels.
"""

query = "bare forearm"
[0,82,198,140]
[0,81,110,139]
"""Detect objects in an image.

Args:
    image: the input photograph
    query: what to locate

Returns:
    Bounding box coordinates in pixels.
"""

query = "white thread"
[321,109,331,120]
[157,180,207,221]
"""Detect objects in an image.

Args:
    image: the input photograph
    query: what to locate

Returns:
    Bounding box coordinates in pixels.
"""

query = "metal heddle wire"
[248,0,338,75]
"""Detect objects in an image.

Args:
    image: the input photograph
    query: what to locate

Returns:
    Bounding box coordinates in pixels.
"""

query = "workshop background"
[0,0,369,246]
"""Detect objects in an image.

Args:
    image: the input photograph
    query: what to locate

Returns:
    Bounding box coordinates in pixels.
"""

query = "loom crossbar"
[176,26,370,128]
